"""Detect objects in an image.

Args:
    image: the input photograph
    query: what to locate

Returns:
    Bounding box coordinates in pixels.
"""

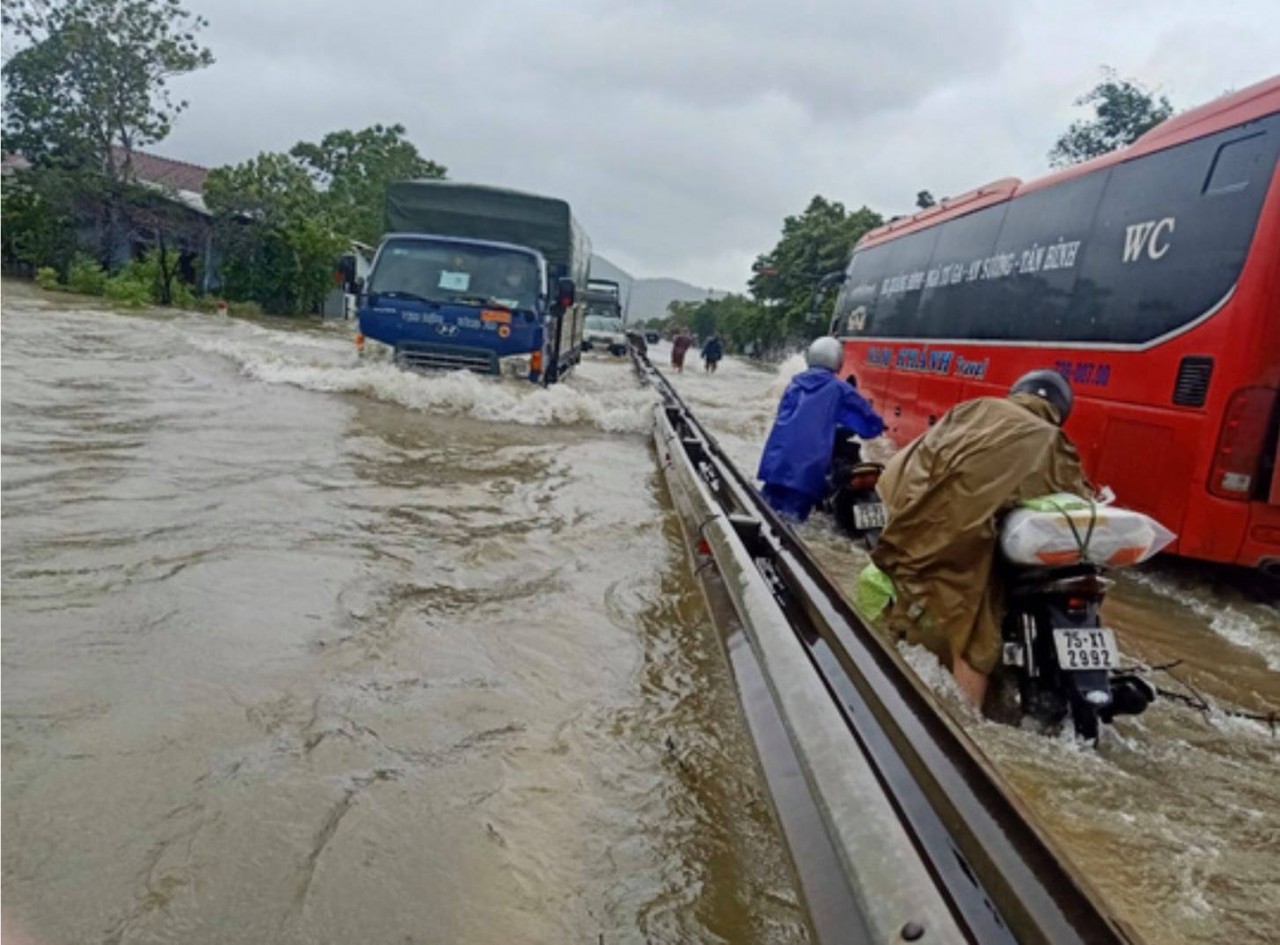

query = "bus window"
[1203,131,1270,195]
[917,203,1005,340]
[984,171,1108,341]
[836,240,891,334]
[868,227,939,338]
[1076,114,1280,344]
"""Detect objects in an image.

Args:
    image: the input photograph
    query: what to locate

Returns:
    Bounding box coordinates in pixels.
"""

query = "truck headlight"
[499,353,532,378]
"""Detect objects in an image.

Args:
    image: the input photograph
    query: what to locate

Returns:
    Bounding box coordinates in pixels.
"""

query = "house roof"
[112,147,210,194]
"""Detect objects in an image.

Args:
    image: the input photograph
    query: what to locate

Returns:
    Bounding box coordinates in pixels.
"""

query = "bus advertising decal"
[878,237,1084,299]
[860,345,1113,388]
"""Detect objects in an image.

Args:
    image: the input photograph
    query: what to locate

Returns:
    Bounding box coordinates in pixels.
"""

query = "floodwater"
[1,282,807,945]
[3,283,1277,945]
[662,345,1280,945]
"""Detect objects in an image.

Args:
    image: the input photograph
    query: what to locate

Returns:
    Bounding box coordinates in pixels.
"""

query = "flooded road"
[1,283,807,945]
[661,344,1280,945]
[5,282,1278,945]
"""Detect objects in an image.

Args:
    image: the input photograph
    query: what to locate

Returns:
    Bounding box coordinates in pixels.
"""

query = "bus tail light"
[531,350,543,375]
[1208,388,1278,500]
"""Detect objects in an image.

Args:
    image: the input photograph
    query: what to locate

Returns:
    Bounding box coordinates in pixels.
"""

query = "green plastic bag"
[856,562,896,621]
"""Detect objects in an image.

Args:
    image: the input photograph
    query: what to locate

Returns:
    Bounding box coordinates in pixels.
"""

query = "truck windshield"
[369,238,541,311]
[585,316,623,332]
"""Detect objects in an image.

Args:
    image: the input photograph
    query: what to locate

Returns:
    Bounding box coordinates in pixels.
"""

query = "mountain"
[590,254,727,322]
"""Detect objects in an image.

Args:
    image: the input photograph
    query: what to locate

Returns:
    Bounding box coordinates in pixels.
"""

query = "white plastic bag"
[999,493,1175,568]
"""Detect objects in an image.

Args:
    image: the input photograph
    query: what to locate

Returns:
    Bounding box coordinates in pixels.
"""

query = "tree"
[915,190,936,209]
[1049,68,1174,168]
[204,125,447,314]
[2,0,213,270]
[3,0,213,177]
[1,166,84,273]
[748,195,883,345]
[204,153,345,315]
[290,124,446,245]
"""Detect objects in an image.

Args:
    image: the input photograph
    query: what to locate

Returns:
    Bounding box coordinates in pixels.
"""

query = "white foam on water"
[187,333,658,434]
[894,641,984,722]
[765,353,808,400]
[1128,569,1280,671]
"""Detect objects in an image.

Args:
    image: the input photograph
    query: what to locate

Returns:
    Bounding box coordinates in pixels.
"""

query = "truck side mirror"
[556,277,576,310]
[354,275,365,294]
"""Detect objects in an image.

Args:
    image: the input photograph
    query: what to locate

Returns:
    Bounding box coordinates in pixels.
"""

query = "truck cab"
[360,234,558,380]
[358,180,590,385]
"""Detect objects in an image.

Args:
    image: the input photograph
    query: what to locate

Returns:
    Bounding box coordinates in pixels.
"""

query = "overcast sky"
[159,0,1279,290]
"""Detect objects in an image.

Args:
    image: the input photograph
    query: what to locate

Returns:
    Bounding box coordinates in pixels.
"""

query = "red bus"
[832,75,1280,573]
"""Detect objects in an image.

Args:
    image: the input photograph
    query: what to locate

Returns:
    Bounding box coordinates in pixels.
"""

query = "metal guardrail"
[636,348,1141,945]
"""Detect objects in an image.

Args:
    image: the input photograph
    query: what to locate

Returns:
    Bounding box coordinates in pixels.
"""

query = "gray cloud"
[161,0,1280,289]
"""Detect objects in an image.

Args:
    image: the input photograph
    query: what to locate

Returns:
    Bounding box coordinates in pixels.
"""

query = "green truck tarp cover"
[385,180,586,272]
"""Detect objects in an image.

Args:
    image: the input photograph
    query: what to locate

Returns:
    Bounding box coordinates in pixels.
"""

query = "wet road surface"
[2,283,806,945]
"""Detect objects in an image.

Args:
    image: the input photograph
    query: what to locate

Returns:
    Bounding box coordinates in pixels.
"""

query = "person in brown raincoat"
[871,370,1092,709]
[670,328,693,373]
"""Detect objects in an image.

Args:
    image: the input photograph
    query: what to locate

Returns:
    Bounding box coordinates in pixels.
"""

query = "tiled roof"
[111,147,209,194]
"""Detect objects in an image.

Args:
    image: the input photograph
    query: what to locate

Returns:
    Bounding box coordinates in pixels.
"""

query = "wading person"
[871,370,1091,709]
[701,334,724,373]
[670,328,693,373]
[757,337,884,522]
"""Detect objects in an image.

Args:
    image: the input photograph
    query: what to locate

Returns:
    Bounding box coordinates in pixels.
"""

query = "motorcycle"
[1000,559,1155,741]
[822,429,886,548]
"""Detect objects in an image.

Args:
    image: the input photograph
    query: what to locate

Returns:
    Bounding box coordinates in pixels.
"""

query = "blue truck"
[357,181,591,384]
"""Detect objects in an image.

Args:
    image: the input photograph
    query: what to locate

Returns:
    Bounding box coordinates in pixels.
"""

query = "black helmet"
[1009,369,1073,423]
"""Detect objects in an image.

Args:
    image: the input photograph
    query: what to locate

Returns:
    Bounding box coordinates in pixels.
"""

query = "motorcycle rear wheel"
[1068,694,1101,743]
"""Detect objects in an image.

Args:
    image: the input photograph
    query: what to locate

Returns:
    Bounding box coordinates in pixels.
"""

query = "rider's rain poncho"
[871,393,1090,674]
[756,367,885,501]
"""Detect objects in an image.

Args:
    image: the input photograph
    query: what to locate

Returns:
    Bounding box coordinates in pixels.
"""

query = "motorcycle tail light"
[848,472,880,491]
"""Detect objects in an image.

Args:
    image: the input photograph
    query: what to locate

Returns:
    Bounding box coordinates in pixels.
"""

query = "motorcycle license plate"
[1053,628,1118,671]
[852,502,887,531]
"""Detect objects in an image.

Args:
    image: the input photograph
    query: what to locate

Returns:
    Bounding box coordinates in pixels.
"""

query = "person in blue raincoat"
[757,337,885,521]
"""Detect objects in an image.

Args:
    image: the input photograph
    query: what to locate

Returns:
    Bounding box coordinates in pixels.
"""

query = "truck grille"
[395,342,498,374]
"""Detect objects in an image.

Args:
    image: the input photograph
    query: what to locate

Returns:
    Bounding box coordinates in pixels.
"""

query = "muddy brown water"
[1,283,805,945]
[4,281,1277,944]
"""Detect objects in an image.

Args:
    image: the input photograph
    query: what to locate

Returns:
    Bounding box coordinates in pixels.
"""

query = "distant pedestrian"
[671,328,693,373]
[701,334,724,373]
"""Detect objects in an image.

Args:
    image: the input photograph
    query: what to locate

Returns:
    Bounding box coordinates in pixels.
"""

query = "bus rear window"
[1204,132,1270,195]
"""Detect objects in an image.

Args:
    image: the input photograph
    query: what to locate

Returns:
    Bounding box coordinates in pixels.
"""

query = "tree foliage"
[665,295,787,358]
[1049,68,1174,168]
[2,0,213,177]
[747,195,883,345]
[915,190,936,209]
[2,0,213,284]
[290,124,446,245]
[204,153,344,315]
[204,126,446,314]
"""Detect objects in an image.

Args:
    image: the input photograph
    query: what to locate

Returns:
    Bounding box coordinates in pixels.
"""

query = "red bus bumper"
[1241,501,1280,573]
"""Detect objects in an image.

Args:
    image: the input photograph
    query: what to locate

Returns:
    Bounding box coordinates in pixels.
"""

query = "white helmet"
[806,336,844,373]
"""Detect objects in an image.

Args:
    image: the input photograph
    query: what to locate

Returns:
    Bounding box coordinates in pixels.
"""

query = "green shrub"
[103,275,152,307]
[171,280,199,310]
[192,296,224,313]
[34,266,62,290]
[66,254,109,295]
[226,300,263,317]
